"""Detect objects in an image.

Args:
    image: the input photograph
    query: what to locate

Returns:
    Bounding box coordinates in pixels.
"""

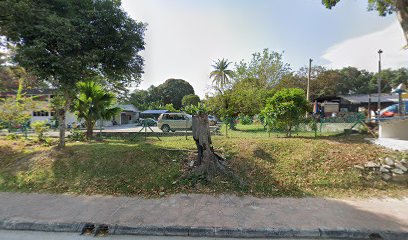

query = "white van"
[157,113,192,132]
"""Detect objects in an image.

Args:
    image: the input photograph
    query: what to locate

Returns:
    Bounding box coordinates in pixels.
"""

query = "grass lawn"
[0,124,407,198]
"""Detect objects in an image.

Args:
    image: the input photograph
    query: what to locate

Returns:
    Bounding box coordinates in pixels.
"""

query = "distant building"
[0,89,140,127]
[314,93,399,116]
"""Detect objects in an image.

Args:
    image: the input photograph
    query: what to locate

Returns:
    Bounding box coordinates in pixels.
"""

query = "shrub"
[239,115,252,125]
[69,128,86,142]
[31,120,49,142]
[261,88,309,137]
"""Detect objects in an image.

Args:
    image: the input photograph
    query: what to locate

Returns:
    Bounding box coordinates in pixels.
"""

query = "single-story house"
[1,89,140,127]
[314,93,400,116]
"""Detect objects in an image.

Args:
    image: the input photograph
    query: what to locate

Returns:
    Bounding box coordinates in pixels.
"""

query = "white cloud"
[321,20,408,72]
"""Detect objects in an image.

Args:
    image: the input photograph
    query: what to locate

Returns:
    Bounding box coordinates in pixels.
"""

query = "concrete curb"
[0,220,407,239]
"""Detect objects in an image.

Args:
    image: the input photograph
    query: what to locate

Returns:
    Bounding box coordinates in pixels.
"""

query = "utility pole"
[377,49,383,113]
[306,58,313,102]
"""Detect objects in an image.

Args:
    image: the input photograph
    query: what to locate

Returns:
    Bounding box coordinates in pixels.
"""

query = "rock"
[382,165,392,169]
[189,160,195,167]
[379,166,389,173]
[391,168,404,175]
[384,157,394,166]
[364,161,380,168]
[159,192,165,196]
[391,174,408,183]
[354,165,364,170]
[382,173,392,181]
[395,162,407,172]
[400,159,407,165]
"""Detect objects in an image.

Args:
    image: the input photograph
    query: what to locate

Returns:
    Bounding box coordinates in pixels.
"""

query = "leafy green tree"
[229,77,275,117]
[156,79,195,109]
[0,79,34,131]
[0,0,146,147]
[261,88,308,137]
[234,49,291,87]
[73,81,121,140]
[322,0,408,46]
[31,120,49,142]
[182,94,200,106]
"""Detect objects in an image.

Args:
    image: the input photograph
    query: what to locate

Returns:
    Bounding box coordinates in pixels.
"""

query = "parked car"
[158,113,192,132]
[208,115,218,126]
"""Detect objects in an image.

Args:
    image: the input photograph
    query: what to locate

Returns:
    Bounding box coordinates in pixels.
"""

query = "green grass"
[0,124,407,198]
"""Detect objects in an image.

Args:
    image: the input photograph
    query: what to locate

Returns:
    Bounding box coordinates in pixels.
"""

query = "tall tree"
[210,58,235,135]
[73,81,120,140]
[210,59,234,92]
[182,94,200,107]
[234,49,291,87]
[322,0,408,46]
[157,79,195,109]
[0,0,146,147]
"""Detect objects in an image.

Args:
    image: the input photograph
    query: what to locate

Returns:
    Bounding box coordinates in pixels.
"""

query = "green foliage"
[157,79,195,109]
[73,81,121,140]
[210,58,235,91]
[69,128,86,142]
[234,49,291,87]
[6,133,20,140]
[31,120,49,142]
[0,96,33,130]
[128,79,195,110]
[183,102,209,116]
[261,88,309,137]
[239,115,252,125]
[0,0,146,92]
[182,94,200,107]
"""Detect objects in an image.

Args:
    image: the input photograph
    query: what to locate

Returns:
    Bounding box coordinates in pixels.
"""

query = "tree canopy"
[182,94,200,107]
[0,0,146,147]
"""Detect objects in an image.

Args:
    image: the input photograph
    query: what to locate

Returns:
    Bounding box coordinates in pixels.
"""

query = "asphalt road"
[0,230,322,240]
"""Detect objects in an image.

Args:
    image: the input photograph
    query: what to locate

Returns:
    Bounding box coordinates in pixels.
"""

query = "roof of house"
[141,110,169,114]
[339,94,399,104]
[118,104,140,112]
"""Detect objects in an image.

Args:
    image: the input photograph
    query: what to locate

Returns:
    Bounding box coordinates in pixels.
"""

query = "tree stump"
[192,113,223,179]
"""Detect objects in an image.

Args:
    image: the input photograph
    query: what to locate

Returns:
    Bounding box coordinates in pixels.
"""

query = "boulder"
[364,161,380,168]
[395,162,407,172]
[391,174,408,183]
[384,157,395,166]
[382,165,392,169]
[379,166,389,173]
[382,173,392,181]
[391,168,404,175]
[354,165,364,170]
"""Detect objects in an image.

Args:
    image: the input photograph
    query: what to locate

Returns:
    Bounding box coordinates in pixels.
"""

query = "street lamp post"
[306,58,313,102]
[377,49,383,114]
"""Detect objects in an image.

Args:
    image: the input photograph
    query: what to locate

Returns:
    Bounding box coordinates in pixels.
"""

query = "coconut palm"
[73,81,121,140]
[209,58,234,91]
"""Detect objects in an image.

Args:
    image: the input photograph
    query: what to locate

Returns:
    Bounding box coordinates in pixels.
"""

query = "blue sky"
[122,0,408,97]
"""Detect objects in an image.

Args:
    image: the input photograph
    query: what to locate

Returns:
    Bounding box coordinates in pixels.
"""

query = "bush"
[239,115,252,125]
[69,128,86,142]
[31,120,49,142]
[6,133,20,140]
[261,88,309,137]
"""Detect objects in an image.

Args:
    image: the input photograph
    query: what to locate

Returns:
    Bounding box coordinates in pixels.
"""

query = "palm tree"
[209,58,234,91]
[73,81,121,140]
[210,58,235,136]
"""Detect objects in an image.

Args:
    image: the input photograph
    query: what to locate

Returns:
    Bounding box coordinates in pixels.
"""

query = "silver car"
[157,113,192,132]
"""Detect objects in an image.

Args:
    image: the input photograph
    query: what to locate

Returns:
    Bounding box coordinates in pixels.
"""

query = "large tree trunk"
[86,121,94,140]
[396,0,408,46]
[58,107,66,148]
[58,91,70,148]
[192,113,223,179]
